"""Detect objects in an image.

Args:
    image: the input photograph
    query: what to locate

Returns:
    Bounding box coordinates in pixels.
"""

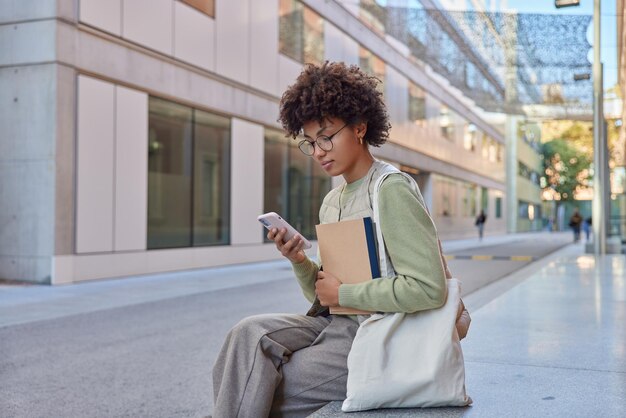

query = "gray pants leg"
[212,313,358,418]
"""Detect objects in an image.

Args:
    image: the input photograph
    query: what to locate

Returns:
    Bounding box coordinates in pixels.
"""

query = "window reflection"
[264,128,331,240]
[359,46,386,92]
[279,0,324,64]
[440,105,455,141]
[148,98,193,249]
[148,97,230,249]
[409,81,426,126]
[463,123,477,151]
[193,110,231,245]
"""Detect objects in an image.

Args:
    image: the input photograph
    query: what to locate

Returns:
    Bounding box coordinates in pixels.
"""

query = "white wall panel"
[123,0,173,55]
[80,0,122,35]
[174,1,215,71]
[76,75,115,253]
[230,118,264,245]
[249,0,279,95]
[278,55,302,98]
[216,0,249,84]
[115,86,148,251]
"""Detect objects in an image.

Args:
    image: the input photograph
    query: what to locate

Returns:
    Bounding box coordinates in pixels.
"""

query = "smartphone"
[258,212,312,249]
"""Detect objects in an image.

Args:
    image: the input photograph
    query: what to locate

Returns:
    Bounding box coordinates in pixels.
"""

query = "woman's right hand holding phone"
[268,228,306,264]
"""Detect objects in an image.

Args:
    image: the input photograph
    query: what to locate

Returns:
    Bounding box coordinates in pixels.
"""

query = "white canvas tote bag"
[342,171,471,411]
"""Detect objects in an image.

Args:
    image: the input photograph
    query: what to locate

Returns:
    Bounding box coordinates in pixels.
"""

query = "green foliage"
[541,138,592,201]
[560,122,593,154]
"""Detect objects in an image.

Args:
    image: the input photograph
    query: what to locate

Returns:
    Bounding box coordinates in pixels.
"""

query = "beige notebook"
[315,218,380,315]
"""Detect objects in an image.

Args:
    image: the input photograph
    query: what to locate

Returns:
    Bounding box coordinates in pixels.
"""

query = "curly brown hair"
[278,61,390,147]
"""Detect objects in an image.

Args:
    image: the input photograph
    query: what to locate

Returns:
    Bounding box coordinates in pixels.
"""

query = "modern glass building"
[1,0,508,284]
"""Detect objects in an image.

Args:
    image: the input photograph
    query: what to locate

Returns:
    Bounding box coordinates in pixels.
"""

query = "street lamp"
[558,0,607,254]
[591,0,607,254]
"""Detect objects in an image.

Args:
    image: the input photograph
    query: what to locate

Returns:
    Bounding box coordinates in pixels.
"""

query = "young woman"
[212,62,469,418]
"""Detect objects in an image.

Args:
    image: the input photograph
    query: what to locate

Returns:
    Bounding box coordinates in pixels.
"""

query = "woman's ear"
[355,121,367,144]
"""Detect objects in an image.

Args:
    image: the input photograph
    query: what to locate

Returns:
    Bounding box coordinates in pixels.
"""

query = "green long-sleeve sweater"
[291,172,447,315]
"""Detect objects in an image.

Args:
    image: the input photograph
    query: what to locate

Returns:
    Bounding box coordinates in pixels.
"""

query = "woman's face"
[301,117,367,180]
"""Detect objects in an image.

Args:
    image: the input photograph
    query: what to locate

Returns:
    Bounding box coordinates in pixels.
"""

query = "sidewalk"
[311,244,626,417]
[0,232,549,328]
[1,234,624,417]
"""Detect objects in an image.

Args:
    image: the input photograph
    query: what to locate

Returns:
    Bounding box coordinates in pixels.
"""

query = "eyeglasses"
[298,124,348,156]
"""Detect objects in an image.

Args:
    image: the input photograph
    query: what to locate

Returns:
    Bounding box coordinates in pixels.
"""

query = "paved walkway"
[0,232,559,328]
[311,244,626,417]
[2,233,624,418]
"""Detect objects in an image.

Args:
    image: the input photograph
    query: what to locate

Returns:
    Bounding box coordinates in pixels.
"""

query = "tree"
[541,138,591,201]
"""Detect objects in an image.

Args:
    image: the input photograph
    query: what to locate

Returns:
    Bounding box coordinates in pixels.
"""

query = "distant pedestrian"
[569,209,583,242]
[582,216,592,242]
[475,210,487,240]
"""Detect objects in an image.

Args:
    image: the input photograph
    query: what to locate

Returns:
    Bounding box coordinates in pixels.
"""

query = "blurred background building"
[1,0,621,284]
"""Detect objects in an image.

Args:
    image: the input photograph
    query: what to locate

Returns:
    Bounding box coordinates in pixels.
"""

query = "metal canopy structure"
[363,3,593,118]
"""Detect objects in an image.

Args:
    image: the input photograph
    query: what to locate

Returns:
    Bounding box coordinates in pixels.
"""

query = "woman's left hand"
[315,271,341,307]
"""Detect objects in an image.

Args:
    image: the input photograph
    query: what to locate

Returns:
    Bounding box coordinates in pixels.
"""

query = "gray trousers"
[212,313,358,418]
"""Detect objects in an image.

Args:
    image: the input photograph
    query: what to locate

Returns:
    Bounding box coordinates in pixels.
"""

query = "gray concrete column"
[0,0,78,283]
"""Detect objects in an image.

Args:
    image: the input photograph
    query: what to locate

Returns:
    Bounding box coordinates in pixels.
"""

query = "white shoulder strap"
[372,169,418,276]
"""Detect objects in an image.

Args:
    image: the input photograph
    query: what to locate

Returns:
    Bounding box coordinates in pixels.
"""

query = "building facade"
[1,0,506,284]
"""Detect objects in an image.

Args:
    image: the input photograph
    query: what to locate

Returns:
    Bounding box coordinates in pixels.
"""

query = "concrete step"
[309,401,469,417]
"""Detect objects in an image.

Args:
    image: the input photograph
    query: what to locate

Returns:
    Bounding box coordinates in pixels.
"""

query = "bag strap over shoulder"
[372,168,442,277]
[371,165,471,339]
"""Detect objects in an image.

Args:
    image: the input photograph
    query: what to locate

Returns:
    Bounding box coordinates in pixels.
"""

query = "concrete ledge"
[310,401,470,417]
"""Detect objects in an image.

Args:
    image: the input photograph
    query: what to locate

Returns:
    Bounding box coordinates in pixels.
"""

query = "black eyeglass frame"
[298,124,349,156]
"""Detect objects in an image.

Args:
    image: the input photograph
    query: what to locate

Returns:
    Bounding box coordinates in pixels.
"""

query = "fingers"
[267,228,305,260]
[315,273,340,307]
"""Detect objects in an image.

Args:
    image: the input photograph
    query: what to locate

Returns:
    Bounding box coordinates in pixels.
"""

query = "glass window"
[264,129,289,218]
[435,176,456,217]
[192,110,231,246]
[303,6,324,64]
[279,0,303,62]
[488,138,497,162]
[481,187,489,212]
[359,0,385,34]
[180,0,214,17]
[496,142,504,162]
[359,46,385,91]
[426,95,441,131]
[481,133,489,159]
[310,149,332,232]
[462,183,477,217]
[518,200,529,219]
[148,97,231,249]
[518,161,529,178]
[495,197,502,219]
[463,123,477,151]
[264,128,331,240]
[440,105,455,141]
[288,138,313,235]
[408,81,426,125]
[279,0,324,64]
[148,98,193,249]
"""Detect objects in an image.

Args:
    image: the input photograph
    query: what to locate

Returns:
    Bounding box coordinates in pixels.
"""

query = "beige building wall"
[2,0,508,283]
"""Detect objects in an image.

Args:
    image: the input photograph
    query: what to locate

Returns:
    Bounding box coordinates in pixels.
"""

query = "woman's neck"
[343,152,375,184]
